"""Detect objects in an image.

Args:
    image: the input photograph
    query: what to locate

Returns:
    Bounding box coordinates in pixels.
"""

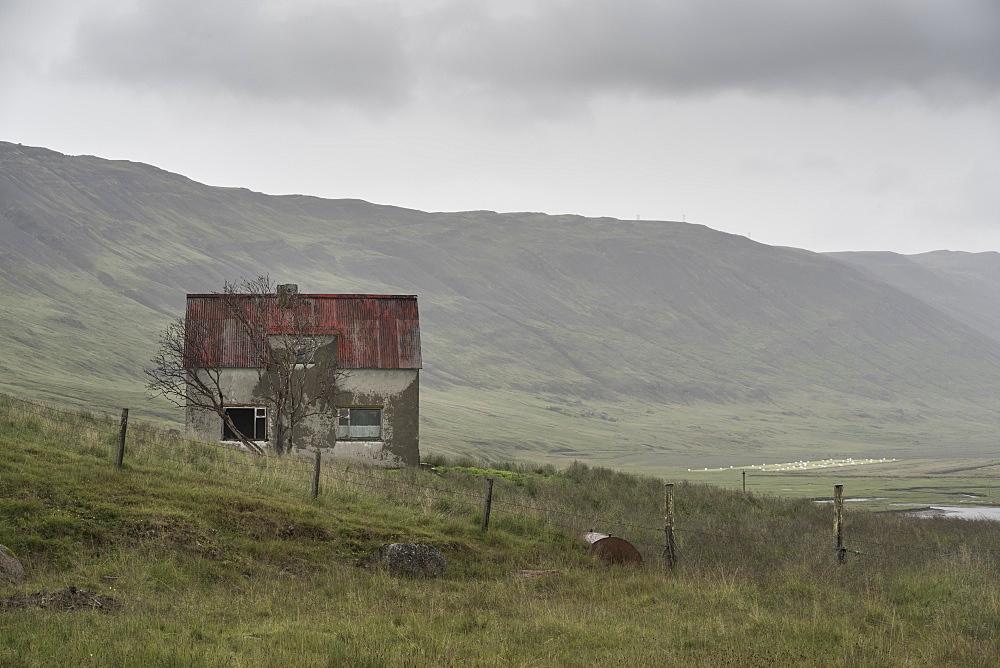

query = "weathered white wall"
[185,368,262,442]
[185,368,419,466]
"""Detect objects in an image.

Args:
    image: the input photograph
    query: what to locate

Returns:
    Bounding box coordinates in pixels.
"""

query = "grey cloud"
[56,0,1000,110]
[424,0,1000,103]
[0,2,50,70]
[64,0,410,106]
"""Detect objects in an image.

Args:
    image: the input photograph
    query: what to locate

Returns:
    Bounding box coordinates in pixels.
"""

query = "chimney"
[277,284,298,309]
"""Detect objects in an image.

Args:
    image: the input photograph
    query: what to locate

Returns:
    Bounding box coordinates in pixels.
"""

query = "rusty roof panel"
[185,294,421,370]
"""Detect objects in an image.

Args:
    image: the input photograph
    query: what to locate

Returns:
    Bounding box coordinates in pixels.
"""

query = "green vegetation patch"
[3,395,1000,666]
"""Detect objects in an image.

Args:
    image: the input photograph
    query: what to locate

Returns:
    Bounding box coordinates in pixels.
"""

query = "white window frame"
[291,337,318,367]
[268,334,329,368]
[222,406,268,442]
[337,407,382,440]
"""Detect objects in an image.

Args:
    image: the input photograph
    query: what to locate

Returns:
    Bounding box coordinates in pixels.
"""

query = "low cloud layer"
[56,0,1000,109]
[3,0,997,254]
[429,0,1000,102]
[65,0,410,106]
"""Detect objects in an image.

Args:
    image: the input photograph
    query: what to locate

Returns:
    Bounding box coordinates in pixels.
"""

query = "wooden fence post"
[115,408,129,468]
[834,484,845,564]
[664,482,677,569]
[312,450,322,498]
[481,477,494,532]
[742,470,746,493]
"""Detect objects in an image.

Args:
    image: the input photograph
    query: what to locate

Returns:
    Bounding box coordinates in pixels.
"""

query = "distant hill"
[2,140,999,468]
[828,250,1000,345]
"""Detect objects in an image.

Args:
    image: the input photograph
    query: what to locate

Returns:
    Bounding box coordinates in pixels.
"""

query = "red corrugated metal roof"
[185,294,421,369]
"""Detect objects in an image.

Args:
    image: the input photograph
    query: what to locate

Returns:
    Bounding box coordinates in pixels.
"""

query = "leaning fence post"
[664,482,677,569]
[115,408,129,468]
[481,477,494,532]
[834,484,845,564]
[312,450,322,498]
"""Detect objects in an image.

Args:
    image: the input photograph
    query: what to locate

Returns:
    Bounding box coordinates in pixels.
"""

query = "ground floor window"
[337,407,381,440]
[223,407,268,441]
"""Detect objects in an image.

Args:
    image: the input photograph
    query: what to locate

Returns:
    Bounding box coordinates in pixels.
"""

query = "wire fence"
[4,393,999,573]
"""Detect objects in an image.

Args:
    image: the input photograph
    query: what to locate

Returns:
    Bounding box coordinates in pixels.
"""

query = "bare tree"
[145,276,346,455]
[145,311,268,455]
[224,277,347,455]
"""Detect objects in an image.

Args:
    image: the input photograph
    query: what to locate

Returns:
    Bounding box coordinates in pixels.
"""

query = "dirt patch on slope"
[0,586,120,612]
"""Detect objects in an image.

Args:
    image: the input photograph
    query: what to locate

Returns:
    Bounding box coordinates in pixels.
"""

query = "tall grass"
[2,393,1000,666]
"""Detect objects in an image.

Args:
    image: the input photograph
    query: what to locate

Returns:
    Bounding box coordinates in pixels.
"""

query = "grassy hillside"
[3,395,1000,666]
[829,249,1000,344]
[3,141,1000,469]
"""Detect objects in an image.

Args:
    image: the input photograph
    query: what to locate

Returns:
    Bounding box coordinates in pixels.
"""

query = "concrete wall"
[185,368,261,442]
[185,367,420,467]
[293,368,420,467]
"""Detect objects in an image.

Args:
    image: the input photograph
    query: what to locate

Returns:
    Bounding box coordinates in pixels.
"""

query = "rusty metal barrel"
[583,532,643,566]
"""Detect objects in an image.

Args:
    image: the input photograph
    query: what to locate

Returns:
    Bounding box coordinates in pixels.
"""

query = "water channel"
[894,505,1000,521]
[816,499,1000,521]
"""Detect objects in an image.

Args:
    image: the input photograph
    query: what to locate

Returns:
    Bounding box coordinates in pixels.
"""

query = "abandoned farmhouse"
[184,285,421,466]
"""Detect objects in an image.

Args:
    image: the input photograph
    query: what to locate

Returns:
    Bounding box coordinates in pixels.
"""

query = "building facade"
[183,286,421,466]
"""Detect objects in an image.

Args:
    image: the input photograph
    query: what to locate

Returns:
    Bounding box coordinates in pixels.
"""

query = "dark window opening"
[337,408,381,440]
[223,407,267,441]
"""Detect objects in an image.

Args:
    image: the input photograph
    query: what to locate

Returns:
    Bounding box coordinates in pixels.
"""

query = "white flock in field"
[687,458,896,473]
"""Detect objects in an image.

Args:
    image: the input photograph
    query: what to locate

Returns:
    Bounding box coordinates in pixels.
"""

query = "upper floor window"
[292,338,317,366]
[268,335,331,367]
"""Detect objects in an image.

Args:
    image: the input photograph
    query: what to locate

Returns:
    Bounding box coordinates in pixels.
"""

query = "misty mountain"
[2,140,999,464]
[828,250,1000,346]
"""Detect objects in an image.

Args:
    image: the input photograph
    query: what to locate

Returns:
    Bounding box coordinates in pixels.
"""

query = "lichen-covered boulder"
[373,543,446,578]
[0,544,24,584]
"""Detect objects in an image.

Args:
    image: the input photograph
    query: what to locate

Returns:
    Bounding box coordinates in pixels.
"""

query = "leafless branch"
[146,276,346,456]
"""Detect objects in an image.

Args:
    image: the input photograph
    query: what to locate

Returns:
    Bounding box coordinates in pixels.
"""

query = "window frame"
[337,407,382,441]
[291,337,318,367]
[222,406,268,442]
[267,334,331,368]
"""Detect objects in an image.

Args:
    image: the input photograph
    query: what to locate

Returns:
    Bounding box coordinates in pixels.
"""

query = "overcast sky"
[2,0,998,253]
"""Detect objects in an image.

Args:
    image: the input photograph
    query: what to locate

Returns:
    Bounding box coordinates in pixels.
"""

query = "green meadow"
[2,394,1000,667]
[420,386,1000,510]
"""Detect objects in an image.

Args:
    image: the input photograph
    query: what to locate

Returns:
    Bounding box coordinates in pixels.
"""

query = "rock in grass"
[373,543,446,578]
[0,544,24,584]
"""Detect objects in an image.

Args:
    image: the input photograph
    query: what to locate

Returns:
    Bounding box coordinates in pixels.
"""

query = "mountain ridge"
[2,140,999,467]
